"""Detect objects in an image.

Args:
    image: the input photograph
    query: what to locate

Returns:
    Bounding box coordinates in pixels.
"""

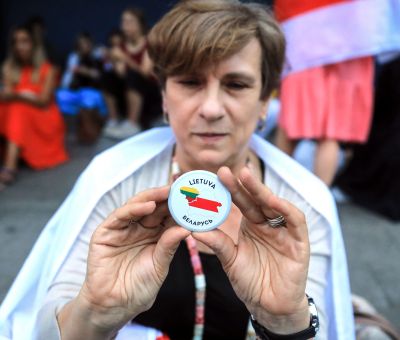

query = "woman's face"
[13,30,33,62]
[163,38,269,172]
[121,11,142,40]
[77,37,92,55]
[110,34,123,47]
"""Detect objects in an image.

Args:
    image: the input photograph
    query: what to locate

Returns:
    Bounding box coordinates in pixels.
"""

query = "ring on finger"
[266,215,286,228]
[128,218,142,227]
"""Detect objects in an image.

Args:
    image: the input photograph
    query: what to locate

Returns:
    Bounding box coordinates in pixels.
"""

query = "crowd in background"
[0,2,399,217]
[0,8,164,191]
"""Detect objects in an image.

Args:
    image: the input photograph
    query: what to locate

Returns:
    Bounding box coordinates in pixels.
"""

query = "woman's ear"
[259,97,270,120]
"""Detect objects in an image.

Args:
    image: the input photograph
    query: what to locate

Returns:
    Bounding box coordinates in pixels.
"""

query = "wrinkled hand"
[193,166,310,333]
[79,186,190,330]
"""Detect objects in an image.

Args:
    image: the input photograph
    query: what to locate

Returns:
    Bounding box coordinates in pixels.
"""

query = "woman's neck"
[174,146,262,180]
[126,35,143,47]
[16,57,32,66]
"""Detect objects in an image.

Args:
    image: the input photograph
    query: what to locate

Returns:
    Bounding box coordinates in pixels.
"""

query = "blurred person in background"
[25,15,59,67]
[108,28,124,49]
[60,32,103,91]
[0,25,68,190]
[101,28,124,69]
[102,7,162,139]
[57,32,107,144]
[274,0,376,187]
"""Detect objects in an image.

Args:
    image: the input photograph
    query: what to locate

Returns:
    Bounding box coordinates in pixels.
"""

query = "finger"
[153,227,191,279]
[103,201,156,230]
[266,194,309,242]
[217,167,264,223]
[239,166,308,240]
[126,186,170,204]
[161,215,180,229]
[238,166,279,219]
[139,202,170,228]
[192,229,237,273]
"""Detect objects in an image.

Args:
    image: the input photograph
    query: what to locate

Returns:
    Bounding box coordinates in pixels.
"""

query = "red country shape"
[187,197,222,213]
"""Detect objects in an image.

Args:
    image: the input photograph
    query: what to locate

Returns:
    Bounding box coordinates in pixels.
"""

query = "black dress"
[335,56,400,221]
[134,242,250,339]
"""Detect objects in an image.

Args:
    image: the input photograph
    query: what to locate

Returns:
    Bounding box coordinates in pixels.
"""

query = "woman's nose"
[199,85,225,121]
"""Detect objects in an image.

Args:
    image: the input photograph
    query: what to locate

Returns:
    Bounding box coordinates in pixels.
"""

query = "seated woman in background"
[102,7,162,139]
[57,32,107,143]
[0,25,68,189]
[58,32,105,107]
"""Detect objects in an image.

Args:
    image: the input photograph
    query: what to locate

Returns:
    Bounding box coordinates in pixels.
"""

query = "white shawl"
[0,127,355,339]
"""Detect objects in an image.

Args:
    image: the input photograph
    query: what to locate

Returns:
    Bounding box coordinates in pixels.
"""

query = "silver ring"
[266,215,286,228]
[128,218,139,226]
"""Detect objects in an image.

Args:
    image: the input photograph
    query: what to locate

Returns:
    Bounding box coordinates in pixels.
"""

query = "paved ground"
[1,130,399,329]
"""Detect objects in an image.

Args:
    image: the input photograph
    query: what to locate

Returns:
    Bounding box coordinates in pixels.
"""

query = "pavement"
[1,126,400,330]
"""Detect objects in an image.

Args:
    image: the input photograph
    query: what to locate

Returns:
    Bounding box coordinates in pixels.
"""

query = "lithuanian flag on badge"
[180,186,222,213]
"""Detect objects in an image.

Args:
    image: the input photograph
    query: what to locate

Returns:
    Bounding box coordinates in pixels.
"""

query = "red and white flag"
[275,0,400,75]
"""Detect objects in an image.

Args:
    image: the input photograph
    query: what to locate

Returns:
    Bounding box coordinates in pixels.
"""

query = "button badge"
[168,170,232,232]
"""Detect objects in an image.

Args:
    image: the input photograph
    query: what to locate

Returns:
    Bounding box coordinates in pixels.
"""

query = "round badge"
[168,170,232,232]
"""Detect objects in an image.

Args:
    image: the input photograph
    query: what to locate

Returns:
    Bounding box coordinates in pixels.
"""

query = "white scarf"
[0,127,355,340]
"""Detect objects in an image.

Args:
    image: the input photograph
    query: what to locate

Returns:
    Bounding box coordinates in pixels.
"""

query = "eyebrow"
[172,72,257,85]
[223,72,256,84]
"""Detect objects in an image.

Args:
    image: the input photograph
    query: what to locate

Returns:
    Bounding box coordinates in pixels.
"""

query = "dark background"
[0,0,272,68]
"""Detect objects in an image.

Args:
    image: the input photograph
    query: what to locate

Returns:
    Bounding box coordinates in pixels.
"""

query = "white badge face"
[168,170,232,232]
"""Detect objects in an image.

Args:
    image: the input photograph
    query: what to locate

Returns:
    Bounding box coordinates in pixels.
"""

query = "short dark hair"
[148,0,285,100]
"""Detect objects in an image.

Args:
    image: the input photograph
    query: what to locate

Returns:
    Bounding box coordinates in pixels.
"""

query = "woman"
[0,1,353,339]
[0,25,68,188]
[274,0,376,187]
[57,32,107,144]
[102,7,161,139]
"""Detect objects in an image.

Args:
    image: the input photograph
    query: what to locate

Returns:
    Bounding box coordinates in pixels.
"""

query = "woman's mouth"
[194,132,228,142]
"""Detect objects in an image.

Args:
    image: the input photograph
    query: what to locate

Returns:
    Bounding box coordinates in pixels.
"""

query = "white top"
[0,127,354,340]
[37,143,330,339]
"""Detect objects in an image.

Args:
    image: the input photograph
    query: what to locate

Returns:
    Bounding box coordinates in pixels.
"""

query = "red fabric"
[0,62,68,169]
[274,0,349,21]
[278,57,374,143]
[120,40,147,65]
[155,335,170,340]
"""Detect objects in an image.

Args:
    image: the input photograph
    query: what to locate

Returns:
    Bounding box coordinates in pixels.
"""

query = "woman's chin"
[176,144,244,173]
[191,151,232,172]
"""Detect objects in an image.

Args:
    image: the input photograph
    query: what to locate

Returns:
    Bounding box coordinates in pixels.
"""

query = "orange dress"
[0,62,68,169]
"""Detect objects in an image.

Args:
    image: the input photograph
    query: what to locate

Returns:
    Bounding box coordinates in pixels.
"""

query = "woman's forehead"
[172,39,262,79]
[14,31,31,41]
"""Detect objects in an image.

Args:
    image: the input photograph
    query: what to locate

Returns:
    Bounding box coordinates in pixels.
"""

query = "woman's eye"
[227,82,248,90]
[179,79,201,87]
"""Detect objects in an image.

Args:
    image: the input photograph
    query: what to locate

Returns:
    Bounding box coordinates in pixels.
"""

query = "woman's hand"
[58,186,190,338]
[74,66,100,79]
[193,166,311,334]
[110,46,141,72]
[0,89,15,101]
[110,47,126,62]
[1,89,37,101]
[17,89,38,100]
